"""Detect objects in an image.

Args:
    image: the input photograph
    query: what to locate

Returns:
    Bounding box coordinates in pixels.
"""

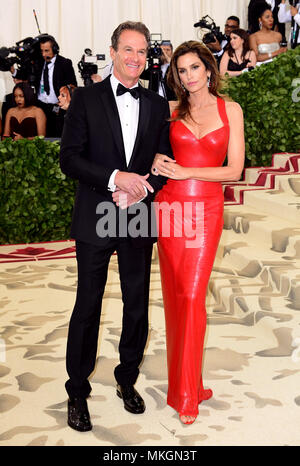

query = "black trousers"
[65,238,153,399]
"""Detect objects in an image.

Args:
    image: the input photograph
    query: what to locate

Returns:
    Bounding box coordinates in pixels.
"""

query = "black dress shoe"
[116,384,145,414]
[67,397,92,432]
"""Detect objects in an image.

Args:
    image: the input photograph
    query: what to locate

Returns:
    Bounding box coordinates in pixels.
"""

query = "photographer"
[223,16,240,45]
[278,1,300,48]
[195,15,239,67]
[220,28,257,76]
[140,37,176,101]
[203,34,225,67]
[35,35,77,137]
[158,41,176,100]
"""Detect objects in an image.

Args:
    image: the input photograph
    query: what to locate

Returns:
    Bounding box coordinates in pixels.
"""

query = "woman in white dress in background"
[249,1,287,64]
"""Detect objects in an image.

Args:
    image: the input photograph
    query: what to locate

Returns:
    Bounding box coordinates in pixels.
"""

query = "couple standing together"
[60,21,245,431]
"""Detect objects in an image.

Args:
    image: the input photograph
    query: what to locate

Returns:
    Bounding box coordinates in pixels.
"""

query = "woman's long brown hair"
[167,41,221,122]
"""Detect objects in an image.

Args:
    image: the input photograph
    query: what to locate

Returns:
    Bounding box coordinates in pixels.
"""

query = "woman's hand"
[151,154,190,180]
[13,132,23,140]
[278,46,287,55]
[151,153,175,176]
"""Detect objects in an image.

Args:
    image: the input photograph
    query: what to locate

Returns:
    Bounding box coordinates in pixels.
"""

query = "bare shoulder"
[6,107,15,117]
[224,100,244,125]
[274,31,282,41]
[33,106,45,117]
[249,32,258,41]
[225,100,243,115]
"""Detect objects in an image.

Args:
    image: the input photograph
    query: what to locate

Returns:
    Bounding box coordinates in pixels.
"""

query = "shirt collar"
[44,55,57,67]
[110,73,139,97]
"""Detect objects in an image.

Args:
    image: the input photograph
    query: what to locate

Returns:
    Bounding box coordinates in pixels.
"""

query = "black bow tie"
[116,83,140,99]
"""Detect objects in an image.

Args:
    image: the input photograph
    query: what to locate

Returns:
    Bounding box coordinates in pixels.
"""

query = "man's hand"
[112,189,145,209]
[291,6,298,16]
[114,171,153,197]
[91,74,102,83]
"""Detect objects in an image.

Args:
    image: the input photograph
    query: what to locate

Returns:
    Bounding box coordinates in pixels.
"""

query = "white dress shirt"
[278,2,300,45]
[108,73,140,192]
[38,56,59,104]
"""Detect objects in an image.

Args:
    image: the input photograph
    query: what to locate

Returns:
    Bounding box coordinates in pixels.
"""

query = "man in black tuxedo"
[60,21,172,432]
[35,35,77,137]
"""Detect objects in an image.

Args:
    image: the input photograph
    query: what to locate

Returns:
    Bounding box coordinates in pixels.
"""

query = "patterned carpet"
[0,153,300,447]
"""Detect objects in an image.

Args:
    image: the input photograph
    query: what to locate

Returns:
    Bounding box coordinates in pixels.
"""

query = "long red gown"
[155,97,229,416]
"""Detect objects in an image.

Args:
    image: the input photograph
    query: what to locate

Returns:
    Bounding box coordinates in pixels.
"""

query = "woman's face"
[58,90,69,110]
[260,10,274,30]
[177,52,210,94]
[14,88,25,108]
[230,33,244,50]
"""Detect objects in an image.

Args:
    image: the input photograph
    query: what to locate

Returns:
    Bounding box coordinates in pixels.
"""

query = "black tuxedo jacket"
[35,54,77,98]
[60,77,172,247]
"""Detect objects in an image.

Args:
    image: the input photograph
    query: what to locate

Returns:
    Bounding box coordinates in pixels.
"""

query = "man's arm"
[146,98,173,195]
[60,87,113,192]
[60,87,156,197]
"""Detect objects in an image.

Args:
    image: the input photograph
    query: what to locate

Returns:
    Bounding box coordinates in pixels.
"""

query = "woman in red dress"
[152,41,245,425]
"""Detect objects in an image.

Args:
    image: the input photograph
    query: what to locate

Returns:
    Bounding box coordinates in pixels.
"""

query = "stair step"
[222,206,300,254]
[243,189,300,222]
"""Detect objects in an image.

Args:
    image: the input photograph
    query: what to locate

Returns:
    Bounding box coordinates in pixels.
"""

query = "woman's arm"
[153,101,245,182]
[219,51,230,76]
[249,33,259,61]
[247,50,257,68]
[2,109,12,138]
[35,107,46,136]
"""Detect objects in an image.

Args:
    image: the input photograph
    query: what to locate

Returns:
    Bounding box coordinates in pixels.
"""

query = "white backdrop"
[0,0,249,100]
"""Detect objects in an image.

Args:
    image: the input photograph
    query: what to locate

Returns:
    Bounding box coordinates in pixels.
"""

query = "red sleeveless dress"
[155,97,229,416]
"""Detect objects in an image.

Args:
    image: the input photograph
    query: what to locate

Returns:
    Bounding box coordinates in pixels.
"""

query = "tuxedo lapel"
[99,78,126,162]
[127,86,151,171]
[52,55,60,96]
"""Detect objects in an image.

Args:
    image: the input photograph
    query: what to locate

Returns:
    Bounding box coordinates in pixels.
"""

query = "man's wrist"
[108,169,119,192]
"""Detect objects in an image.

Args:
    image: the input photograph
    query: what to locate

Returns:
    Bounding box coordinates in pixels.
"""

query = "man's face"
[161,44,173,63]
[224,19,239,37]
[110,30,148,87]
[40,41,55,61]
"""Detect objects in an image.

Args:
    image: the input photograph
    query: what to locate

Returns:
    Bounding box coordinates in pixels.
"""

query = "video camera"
[194,15,226,45]
[78,48,105,86]
[143,34,171,94]
[0,36,41,85]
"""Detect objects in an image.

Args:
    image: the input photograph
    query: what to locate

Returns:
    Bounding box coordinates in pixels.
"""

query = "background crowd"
[0,0,299,140]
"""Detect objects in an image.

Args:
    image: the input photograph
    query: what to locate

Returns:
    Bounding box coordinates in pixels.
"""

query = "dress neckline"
[10,115,36,125]
[176,97,228,142]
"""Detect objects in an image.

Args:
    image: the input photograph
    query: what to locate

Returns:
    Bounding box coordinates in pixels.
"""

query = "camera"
[194,15,226,45]
[148,34,163,61]
[140,34,164,93]
[78,48,105,86]
[0,36,41,85]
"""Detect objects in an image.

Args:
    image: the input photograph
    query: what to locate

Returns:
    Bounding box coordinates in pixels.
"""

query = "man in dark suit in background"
[60,21,172,432]
[35,35,77,137]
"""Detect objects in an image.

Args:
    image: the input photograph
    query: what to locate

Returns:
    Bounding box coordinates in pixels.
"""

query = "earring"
[181,81,186,92]
[259,21,262,30]
[207,75,211,88]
